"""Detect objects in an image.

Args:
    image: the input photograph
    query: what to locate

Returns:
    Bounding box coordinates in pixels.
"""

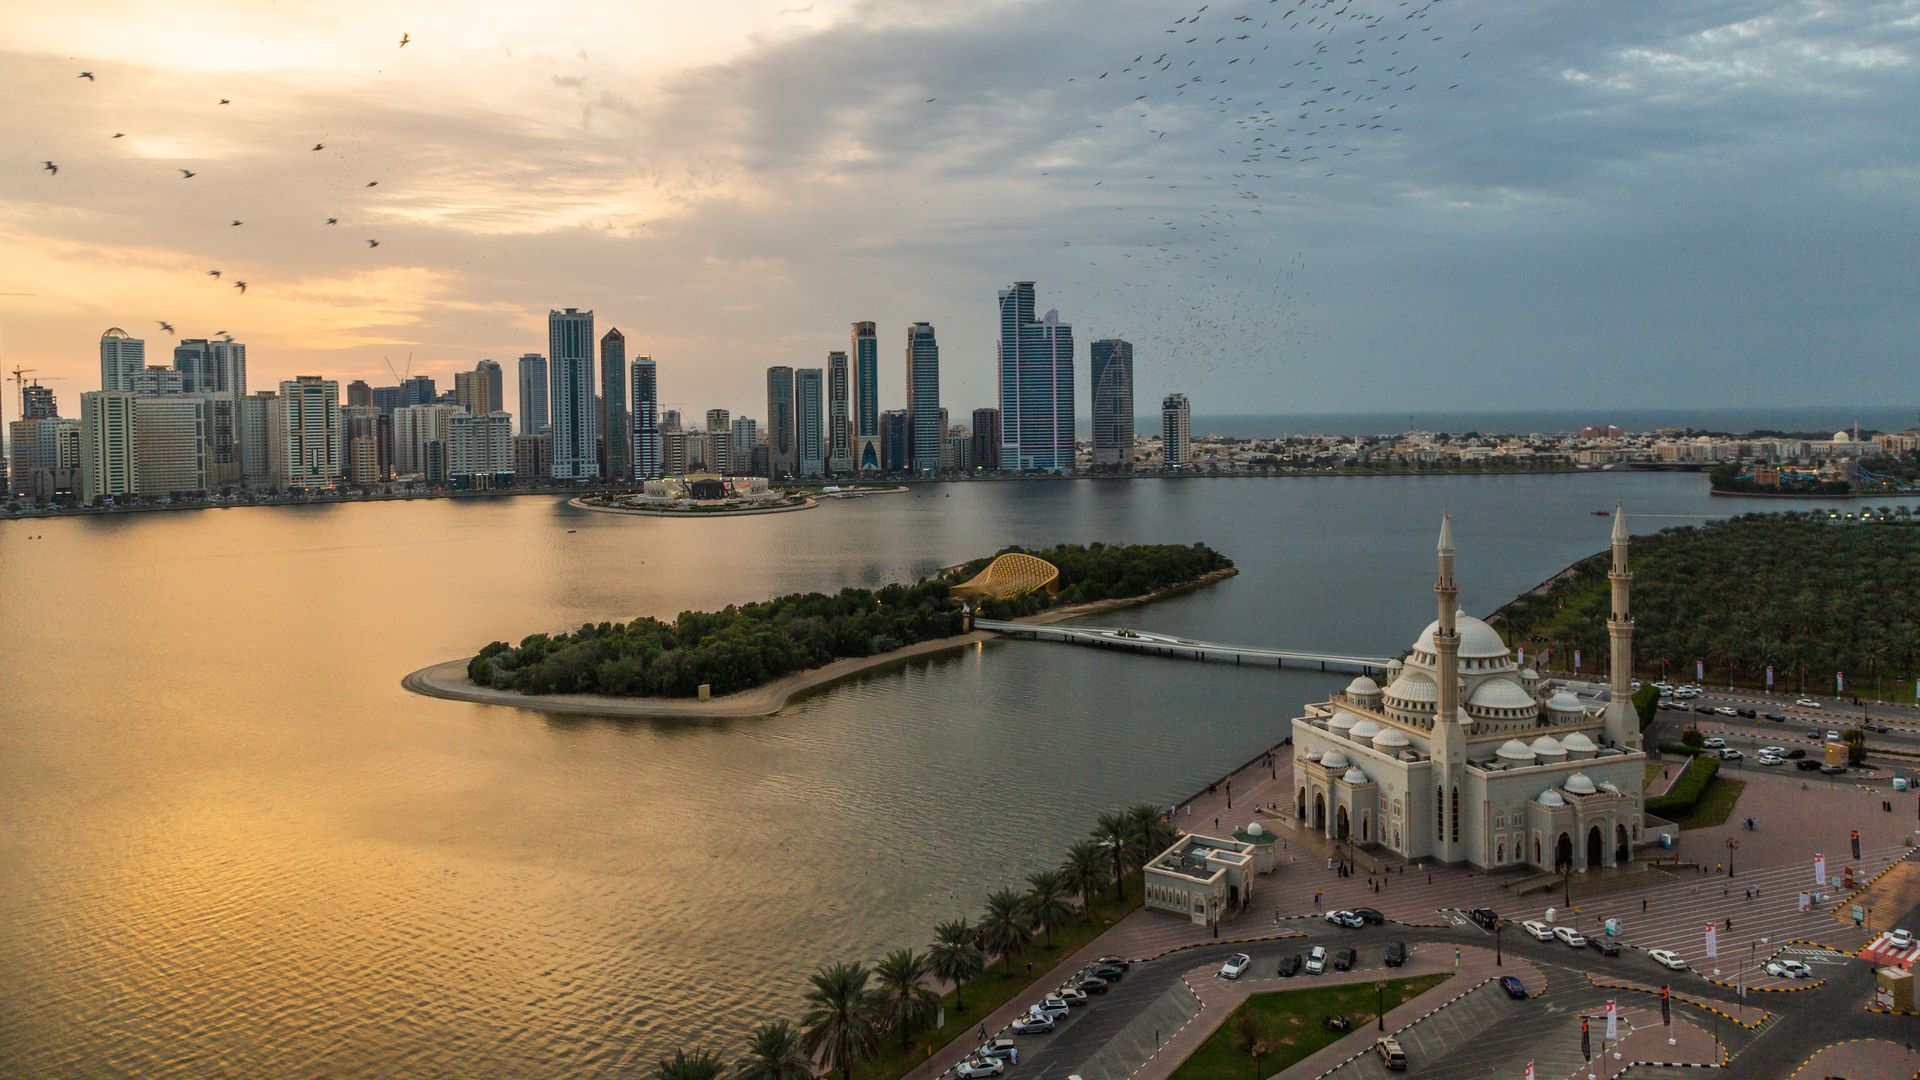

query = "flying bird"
[42,161,57,175]
[366,239,380,247]
[180,169,196,178]
[230,220,244,226]
[311,143,325,151]
[399,33,410,48]
[157,321,175,334]
[215,330,228,337]
[365,180,378,187]
[113,132,125,138]
[325,217,338,225]
[78,71,94,81]
[233,281,248,294]
[218,98,230,105]
[207,270,221,278]
[926,97,936,102]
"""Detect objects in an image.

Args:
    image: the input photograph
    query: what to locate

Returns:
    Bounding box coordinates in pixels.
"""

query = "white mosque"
[1290,508,1651,874]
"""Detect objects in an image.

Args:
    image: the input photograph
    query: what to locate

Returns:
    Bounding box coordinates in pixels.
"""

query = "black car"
[1334,948,1358,972]
[1071,976,1109,995]
[1384,941,1407,967]
[1586,936,1620,957]
[1499,975,1529,1000]
[1323,1014,1352,1032]
[1736,708,1758,719]
[1469,907,1501,931]
[1091,964,1125,981]
[1096,955,1131,971]
[1785,748,1807,759]
[1819,763,1848,775]
[1795,759,1823,771]
[1352,907,1386,925]
[1764,713,1787,722]
[1279,954,1302,977]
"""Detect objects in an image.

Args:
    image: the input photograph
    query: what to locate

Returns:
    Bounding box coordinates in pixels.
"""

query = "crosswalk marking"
[1859,932,1920,969]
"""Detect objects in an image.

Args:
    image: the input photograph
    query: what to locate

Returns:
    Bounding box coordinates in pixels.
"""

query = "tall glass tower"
[851,321,880,472]
[517,354,549,434]
[547,308,596,480]
[997,281,1075,473]
[766,366,796,479]
[630,355,659,479]
[599,328,629,481]
[796,367,825,478]
[99,328,146,393]
[905,323,940,476]
[1090,338,1134,472]
[826,351,852,475]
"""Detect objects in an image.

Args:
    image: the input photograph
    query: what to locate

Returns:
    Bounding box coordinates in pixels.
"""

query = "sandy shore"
[401,566,1237,720]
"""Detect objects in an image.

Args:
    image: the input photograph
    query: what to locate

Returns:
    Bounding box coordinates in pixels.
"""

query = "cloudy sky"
[2,0,1915,425]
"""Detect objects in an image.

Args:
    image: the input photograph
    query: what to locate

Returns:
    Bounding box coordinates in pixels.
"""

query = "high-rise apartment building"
[730,417,757,475]
[599,328,629,481]
[393,403,462,478]
[512,433,552,483]
[852,321,880,472]
[661,429,690,476]
[997,281,1075,473]
[239,392,277,488]
[630,355,660,480]
[22,384,57,420]
[766,366,796,479]
[99,328,146,392]
[454,369,483,415]
[879,409,908,473]
[347,379,374,408]
[796,367,825,478]
[133,396,208,496]
[128,366,186,396]
[269,376,342,492]
[548,308,596,480]
[342,405,384,485]
[172,338,247,401]
[1090,338,1134,472]
[399,375,436,407]
[448,411,515,486]
[826,351,852,475]
[80,391,137,504]
[517,354,549,434]
[475,359,505,414]
[705,408,732,475]
[971,407,1002,472]
[904,322,940,475]
[1161,393,1191,470]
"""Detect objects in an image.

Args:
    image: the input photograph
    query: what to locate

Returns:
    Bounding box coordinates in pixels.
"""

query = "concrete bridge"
[971,618,1392,675]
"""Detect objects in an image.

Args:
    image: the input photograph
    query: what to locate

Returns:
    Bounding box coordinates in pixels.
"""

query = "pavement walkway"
[1785,1037,1920,1079]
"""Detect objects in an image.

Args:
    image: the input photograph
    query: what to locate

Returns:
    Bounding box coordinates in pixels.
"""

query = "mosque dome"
[1529,735,1567,758]
[1328,710,1360,732]
[1564,773,1597,795]
[1247,821,1264,836]
[1833,430,1852,443]
[1537,789,1567,808]
[1561,732,1598,756]
[1469,678,1536,711]
[1345,675,1382,697]
[1341,767,1369,785]
[1412,612,1510,659]
[1372,728,1411,750]
[1519,667,1541,683]
[1496,739,1537,763]
[1321,751,1351,770]
[1384,672,1437,703]
[1349,717,1384,741]
[1547,691,1584,714]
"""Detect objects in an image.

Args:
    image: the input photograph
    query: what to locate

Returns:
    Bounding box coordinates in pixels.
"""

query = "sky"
[2,0,1916,427]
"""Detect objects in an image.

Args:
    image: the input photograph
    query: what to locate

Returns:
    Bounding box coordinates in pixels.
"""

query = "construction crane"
[382,352,414,386]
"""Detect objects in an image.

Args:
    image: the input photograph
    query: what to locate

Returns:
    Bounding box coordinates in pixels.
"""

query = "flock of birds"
[37,34,415,331]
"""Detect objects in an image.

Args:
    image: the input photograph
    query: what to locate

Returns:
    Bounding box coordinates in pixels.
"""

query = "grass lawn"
[1673,778,1746,829]
[1168,973,1451,1080]
[854,874,1144,1080]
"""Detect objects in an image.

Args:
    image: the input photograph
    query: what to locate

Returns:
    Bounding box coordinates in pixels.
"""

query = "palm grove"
[469,543,1233,698]
[646,806,1180,1080]
[1497,511,1920,698]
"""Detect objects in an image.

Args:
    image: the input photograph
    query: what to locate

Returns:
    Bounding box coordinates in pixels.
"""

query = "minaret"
[1604,504,1642,749]
[1431,515,1463,862]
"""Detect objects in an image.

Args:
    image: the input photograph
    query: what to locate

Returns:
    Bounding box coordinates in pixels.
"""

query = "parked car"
[1760,746,1787,757]
[1029,997,1069,1021]
[1758,754,1783,766]
[1325,910,1364,928]
[976,1039,1019,1064]
[1334,948,1358,971]
[1384,941,1407,967]
[1671,701,1692,712]
[955,1057,1006,1079]
[1220,953,1251,980]
[1764,713,1787,722]
[1069,977,1109,995]
[1278,954,1302,977]
[1658,701,1679,711]
[1702,736,1727,748]
[1649,949,1689,971]
[1888,929,1915,949]
[1096,955,1131,970]
[1718,748,1744,761]
[1469,907,1501,931]
[1053,986,1089,1007]
[1765,960,1814,979]
[1091,964,1125,982]
[1796,698,1822,708]
[1499,975,1529,1000]
[1306,946,1328,975]
[1819,763,1848,775]
[1323,1014,1352,1032]
[1586,936,1620,957]
[1712,707,1737,718]
[1375,1036,1408,1071]
[1795,759,1824,772]
[1522,920,1555,941]
[1352,907,1386,925]
[1010,1014,1055,1035]
[1553,926,1588,948]
[1736,708,1758,719]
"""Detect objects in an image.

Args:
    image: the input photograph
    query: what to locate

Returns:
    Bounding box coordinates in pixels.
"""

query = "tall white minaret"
[1431,515,1463,861]
[1604,504,1642,749]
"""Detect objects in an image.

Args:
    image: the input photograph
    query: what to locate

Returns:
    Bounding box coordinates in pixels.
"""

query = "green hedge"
[1646,755,1719,817]
[1631,684,1660,732]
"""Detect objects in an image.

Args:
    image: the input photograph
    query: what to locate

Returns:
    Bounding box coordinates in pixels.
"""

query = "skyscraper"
[971,407,1002,472]
[394,403,462,477]
[399,375,436,407]
[631,355,660,480]
[270,376,343,492]
[730,416,757,476]
[99,328,146,392]
[548,308,596,480]
[766,366,796,479]
[997,281,1075,473]
[905,322,940,476]
[705,408,732,475]
[454,370,484,415]
[599,328,629,481]
[447,411,514,486]
[879,409,908,473]
[1161,392,1191,470]
[474,359,505,414]
[517,354,549,434]
[852,321,880,473]
[1090,338,1134,472]
[80,391,138,504]
[239,391,277,488]
[133,396,208,496]
[22,384,57,419]
[826,351,852,475]
[346,379,373,408]
[796,367,825,478]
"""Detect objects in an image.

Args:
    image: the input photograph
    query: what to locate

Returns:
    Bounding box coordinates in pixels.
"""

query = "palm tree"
[800,961,882,1080]
[978,888,1033,973]
[872,948,939,1050]
[1127,803,1178,866]
[1091,811,1132,900]
[1060,839,1108,916]
[1023,870,1073,947]
[736,1021,812,1080]
[657,1049,725,1080]
[928,918,984,1011]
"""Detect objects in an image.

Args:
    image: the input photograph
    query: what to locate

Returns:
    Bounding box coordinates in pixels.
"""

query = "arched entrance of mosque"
[1336,806,1350,842]
[1554,832,1573,872]
[1313,792,1326,831]
[1616,823,1631,863]
[1297,787,1307,820]
[1586,825,1604,869]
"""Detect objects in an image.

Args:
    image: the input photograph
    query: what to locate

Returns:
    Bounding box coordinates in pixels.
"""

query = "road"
[1645,683,1920,770]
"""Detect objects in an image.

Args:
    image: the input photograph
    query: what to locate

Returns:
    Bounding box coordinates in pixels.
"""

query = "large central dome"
[1412,613,1509,659]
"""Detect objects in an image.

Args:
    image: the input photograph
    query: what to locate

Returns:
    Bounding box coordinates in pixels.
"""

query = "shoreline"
[568,495,819,518]
[400,566,1238,720]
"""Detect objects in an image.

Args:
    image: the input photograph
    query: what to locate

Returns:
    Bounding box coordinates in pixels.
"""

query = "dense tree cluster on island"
[468,542,1232,698]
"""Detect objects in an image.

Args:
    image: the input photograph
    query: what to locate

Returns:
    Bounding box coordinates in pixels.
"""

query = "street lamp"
[1495,920,1503,967]
[1376,981,1386,1031]
[1726,838,1738,879]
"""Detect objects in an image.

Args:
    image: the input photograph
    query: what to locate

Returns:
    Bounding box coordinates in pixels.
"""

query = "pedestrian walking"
[1642,898,1648,912]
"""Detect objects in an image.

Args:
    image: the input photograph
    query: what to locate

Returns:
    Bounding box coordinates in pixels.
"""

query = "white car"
[1649,949,1689,971]
[1010,1014,1054,1035]
[1553,925,1588,947]
[1765,959,1814,979]
[1676,687,1701,699]
[1053,986,1089,1007]
[1796,698,1821,708]
[1760,746,1787,757]
[1702,737,1727,749]
[1325,910,1364,928]
[955,1057,1006,1079]
[1029,997,1069,1021]
[1220,953,1251,980]
[1825,730,1841,741]
[1889,929,1915,949]
[1305,946,1328,975]
[1713,707,1738,717]
[1718,748,1744,761]
[1522,920,1555,941]
[1757,754,1783,766]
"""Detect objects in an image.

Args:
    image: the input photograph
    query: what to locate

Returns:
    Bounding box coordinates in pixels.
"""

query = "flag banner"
[1815,854,1826,886]
[1581,1018,1590,1059]
[1605,1000,1618,1041]
[1766,665,1774,688]
[1799,891,1810,912]
[1518,646,1525,664]
[1525,1063,1534,1080]
[1575,649,1582,670]
[1851,830,1861,860]
[1837,671,1845,693]
[1705,923,1718,958]
[1661,985,1671,1025]
[1696,659,1705,681]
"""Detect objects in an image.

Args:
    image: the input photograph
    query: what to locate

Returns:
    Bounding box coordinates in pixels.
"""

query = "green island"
[1493,511,1920,700]
[1168,974,1452,1080]
[467,542,1233,699]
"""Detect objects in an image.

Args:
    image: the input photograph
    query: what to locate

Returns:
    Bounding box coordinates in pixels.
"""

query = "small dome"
[1547,691,1584,713]
[1561,732,1598,753]
[1305,751,1324,762]
[1564,773,1597,795]
[1328,709,1360,731]
[1519,667,1540,682]
[1321,751,1351,770]
[1385,657,1404,675]
[1529,735,1567,757]
[1385,672,1437,703]
[1341,767,1369,785]
[1833,430,1852,443]
[1537,789,1567,808]
[1349,717,1384,740]
[1469,678,1536,711]
[1372,728,1411,749]
[1247,822,1264,836]
[102,326,131,339]
[1497,739,1536,762]
[1345,675,1382,696]
[1413,614,1510,659]
[1599,781,1621,794]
